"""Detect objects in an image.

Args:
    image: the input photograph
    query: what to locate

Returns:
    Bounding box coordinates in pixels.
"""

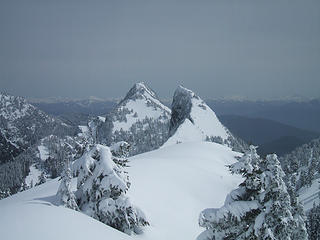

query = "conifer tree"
[307,203,320,240]
[36,172,47,186]
[256,154,296,240]
[56,157,79,211]
[75,144,148,235]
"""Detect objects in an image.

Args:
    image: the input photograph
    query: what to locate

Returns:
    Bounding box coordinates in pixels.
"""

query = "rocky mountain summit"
[164,86,247,152]
[97,82,171,155]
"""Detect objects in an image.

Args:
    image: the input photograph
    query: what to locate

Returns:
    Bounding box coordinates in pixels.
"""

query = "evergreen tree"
[36,172,47,186]
[286,177,308,239]
[0,188,11,200]
[75,144,148,235]
[307,203,320,240]
[56,157,79,211]
[256,154,296,240]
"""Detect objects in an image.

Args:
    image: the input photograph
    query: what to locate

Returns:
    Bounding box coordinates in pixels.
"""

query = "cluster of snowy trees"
[206,135,248,153]
[0,130,22,164]
[97,112,170,156]
[111,117,170,156]
[0,132,91,197]
[306,203,320,239]
[0,93,79,162]
[198,146,308,240]
[40,135,89,178]
[0,147,35,197]
[0,93,83,197]
[56,142,149,235]
[280,138,320,191]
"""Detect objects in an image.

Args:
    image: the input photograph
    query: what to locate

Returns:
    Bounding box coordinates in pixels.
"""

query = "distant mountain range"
[206,99,320,133]
[28,94,320,156]
[30,97,116,126]
[219,115,320,156]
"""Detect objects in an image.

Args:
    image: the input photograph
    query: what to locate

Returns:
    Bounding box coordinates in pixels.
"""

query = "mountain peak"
[174,85,196,98]
[165,86,244,149]
[169,86,202,135]
[120,82,157,104]
[98,82,171,156]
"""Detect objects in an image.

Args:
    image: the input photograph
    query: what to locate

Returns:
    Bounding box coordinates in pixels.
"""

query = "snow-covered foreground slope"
[0,142,241,240]
[129,142,242,239]
[0,179,131,240]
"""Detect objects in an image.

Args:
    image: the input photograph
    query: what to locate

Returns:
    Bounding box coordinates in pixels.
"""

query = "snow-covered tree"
[75,144,148,235]
[110,141,130,167]
[307,203,320,240]
[280,138,320,192]
[0,188,11,200]
[197,146,308,240]
[256,154,297,240]
[56,158,79,211]
[36,172,47,186]
[286,177,308,240]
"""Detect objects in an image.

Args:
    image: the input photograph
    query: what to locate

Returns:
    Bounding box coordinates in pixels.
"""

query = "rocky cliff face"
[164,86,247,152]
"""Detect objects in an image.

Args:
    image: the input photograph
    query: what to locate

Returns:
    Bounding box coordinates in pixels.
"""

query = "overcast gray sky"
[0,0,319,100]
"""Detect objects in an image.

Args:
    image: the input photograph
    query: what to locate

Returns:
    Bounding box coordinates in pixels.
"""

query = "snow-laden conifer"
[75,144,148,235]
[307,203,320,240]
[56,157,79,211]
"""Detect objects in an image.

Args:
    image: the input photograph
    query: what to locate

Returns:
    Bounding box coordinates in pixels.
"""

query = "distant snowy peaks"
[164,86,231,147]
[0,92,35,121]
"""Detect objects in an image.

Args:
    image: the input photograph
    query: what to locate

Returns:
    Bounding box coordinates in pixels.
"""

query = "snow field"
[0,142,242,240]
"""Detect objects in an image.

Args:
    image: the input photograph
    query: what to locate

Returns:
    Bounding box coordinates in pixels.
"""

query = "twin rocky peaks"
[97,82,246,155]
[0,82,246,163]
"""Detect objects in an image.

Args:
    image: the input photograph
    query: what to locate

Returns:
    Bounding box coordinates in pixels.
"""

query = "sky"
[0,0,319,100]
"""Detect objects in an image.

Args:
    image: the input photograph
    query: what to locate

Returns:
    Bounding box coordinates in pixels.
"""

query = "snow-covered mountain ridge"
[0,93,78,164]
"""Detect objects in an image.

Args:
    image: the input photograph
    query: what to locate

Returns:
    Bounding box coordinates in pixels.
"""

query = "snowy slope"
[0,180,131,240]
[98,82,171,155]
[164,86,244,151]
[0,142,241,240]
[299,179,320,211]
[129,142,242,239]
